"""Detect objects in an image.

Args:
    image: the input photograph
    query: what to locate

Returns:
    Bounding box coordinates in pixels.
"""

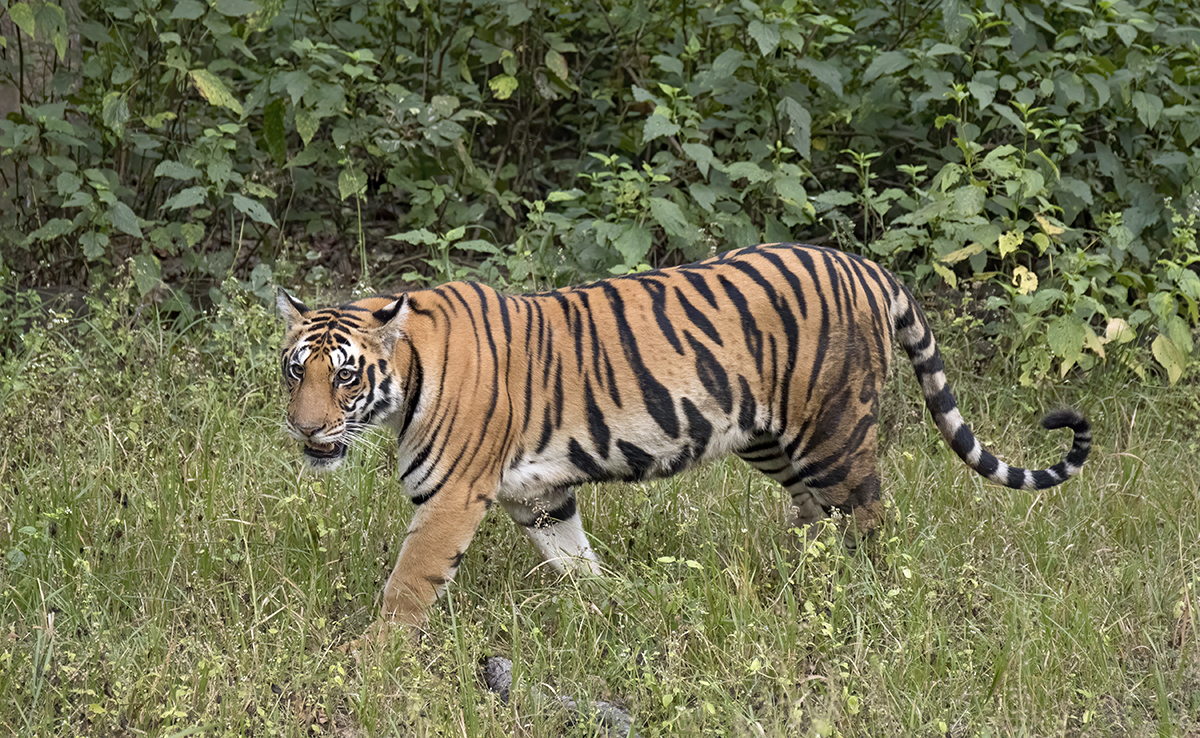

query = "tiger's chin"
[303,441,348,470]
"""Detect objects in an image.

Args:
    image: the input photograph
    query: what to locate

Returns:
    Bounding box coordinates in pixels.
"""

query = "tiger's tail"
[891,284,1091,490]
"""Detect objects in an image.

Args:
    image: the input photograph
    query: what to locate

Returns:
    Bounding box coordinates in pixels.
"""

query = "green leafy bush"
[2,0,1199,382]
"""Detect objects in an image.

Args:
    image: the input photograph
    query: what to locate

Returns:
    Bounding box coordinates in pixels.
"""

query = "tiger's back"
[278,243,1091,633]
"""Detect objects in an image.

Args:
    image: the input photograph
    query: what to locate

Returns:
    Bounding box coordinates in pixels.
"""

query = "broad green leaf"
[101,91,130,136]
[748,20,780,56]
[546,189,581,202]
[27,218,74,243]
[1085,73,1111,107]
[142,111,177,129]
[545,49,569,81]
[154,161,201,180]
[689,182,717,213]
[282,71,312,105]
[454,239,500,254]
[8,2,35,37]
[778,97,810,159]
[1148,291,1177,322]
[773,177,807,207]
[613,224,652,266]
[651,54,683,76]
[130,253,163,297]
[1114,23,1137,47]
[1166,314,1193,355]
[214,0,259,16]
[812,190,856,207]
[337,168,367,201]
[682,143,715,178]
[55,171,82,196]
[163,186,208,210]
[967,77,997,108]
[80,232,109,260]
[171,0,206,19]
[1151,334,1185,385]
[1132,91,1163,128]
[941,0,970,40]
[953,185,985,217]
[981,144,1020,176]
[927,43,962,56]
[1058,74,1086,105]
[295,108,319,146]
[863,51,910,82]
[387,229,439,245]
[724,161,771,184]
[63,190,93,208]
[189,69,244,116]
[710,49,745,78]
[231,193,278,226]
[797,59,843,97]
[649,197,690,238]
[109,201,144,238]
[181,223,204,247]
[643,114,679,142]
[262,98,287,166]
[504,0,531,25]
[488,74,518,100]
[1047,315,1086,365]
[1056,176,1093,206]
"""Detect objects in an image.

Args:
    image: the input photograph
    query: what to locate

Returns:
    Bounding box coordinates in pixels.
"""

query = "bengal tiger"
[277,242,1091,634]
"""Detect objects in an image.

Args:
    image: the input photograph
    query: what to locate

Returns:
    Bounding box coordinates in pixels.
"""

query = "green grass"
[1,291,1198,737]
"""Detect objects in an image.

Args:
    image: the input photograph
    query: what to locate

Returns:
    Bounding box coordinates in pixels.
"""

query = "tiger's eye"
[336,367,356,383]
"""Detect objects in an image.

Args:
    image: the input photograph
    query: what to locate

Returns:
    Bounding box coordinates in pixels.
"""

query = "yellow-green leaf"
[545,49,568,81]
[337,168,367,201]
[1104,318,1135,345]
[1012,265,1038,295]
[295,108,319,146]
[8,2,35,37]
[998,230,1023,257]
[931,261,957,289]
[941,242,983,264]
[1151,334,1186,385]
[488,74,518,100]
[188,69,244,116]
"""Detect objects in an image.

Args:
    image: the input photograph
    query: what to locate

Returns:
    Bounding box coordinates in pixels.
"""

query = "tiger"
[276,242,1091,634]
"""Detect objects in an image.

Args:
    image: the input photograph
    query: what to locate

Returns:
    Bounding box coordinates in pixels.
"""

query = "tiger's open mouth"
[303,441,348,462]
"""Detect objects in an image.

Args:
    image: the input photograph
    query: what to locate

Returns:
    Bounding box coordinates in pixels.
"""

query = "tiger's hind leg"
[500,486,603,577]
[736,430,883,550]
[737,433,827,529]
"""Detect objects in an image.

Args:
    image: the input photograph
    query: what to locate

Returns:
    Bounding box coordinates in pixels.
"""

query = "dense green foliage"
[0,280,1198,736]
[2,0,1200,382]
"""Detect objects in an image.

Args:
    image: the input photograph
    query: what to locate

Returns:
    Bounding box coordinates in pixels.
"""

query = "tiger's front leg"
[499,486,603,577]
[376,486,493,634]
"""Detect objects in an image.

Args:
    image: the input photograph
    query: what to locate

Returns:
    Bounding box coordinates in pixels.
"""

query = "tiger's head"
[276,289,411,470]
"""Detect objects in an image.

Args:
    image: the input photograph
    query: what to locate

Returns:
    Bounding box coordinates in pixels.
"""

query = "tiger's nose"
[294,420,323,437]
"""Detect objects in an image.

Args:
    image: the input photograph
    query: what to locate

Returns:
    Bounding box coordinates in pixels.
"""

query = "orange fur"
[278,243,1091,633]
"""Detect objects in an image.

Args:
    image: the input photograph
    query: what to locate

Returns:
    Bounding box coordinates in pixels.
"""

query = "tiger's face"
[277,290,408,470]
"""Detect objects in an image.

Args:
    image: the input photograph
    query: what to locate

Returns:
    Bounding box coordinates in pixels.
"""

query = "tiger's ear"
[277,288,309,330]
[371,295,409,355]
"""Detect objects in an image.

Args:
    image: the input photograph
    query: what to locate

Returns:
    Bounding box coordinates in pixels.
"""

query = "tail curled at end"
[892,285,1092,490]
